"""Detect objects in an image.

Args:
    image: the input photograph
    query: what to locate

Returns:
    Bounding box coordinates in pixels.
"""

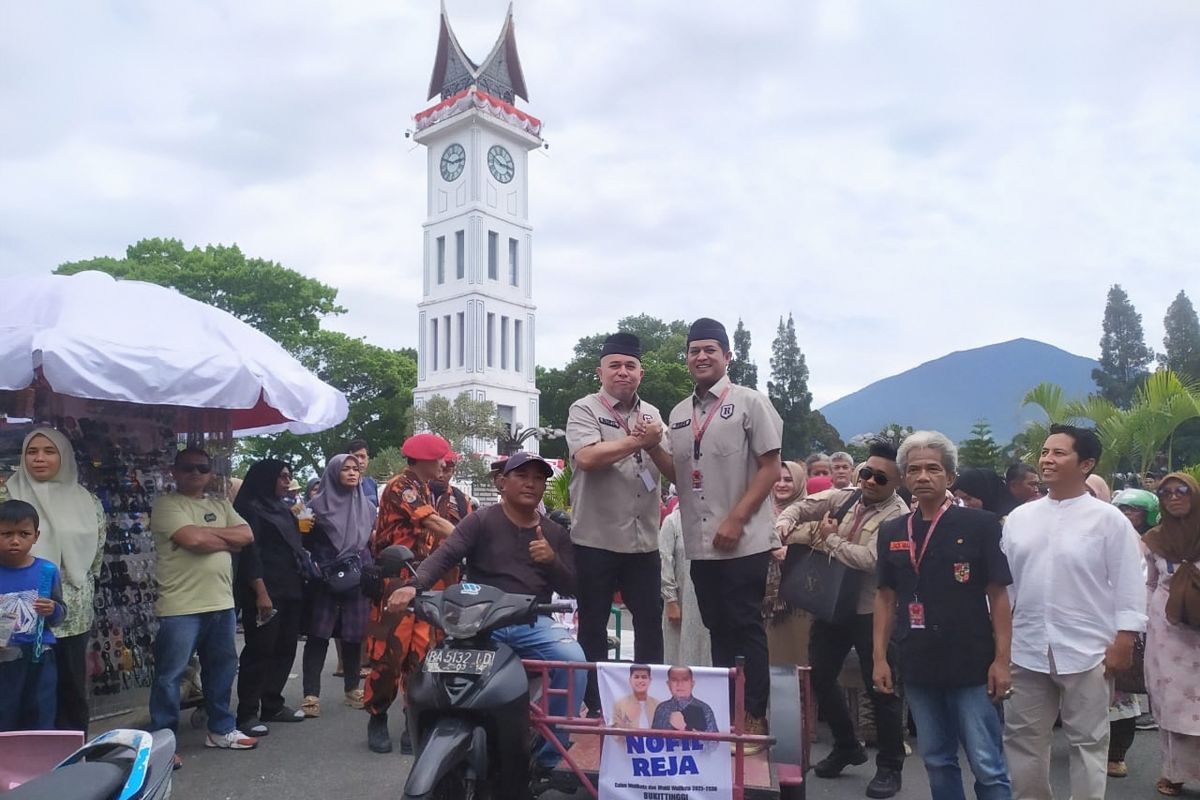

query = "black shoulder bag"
[779,490,864,623]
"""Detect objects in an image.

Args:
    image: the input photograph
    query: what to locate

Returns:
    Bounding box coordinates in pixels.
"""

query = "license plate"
[425,648,495,675]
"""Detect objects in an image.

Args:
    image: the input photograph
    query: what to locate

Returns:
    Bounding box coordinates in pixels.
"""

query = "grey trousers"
[1004,659,1111,800]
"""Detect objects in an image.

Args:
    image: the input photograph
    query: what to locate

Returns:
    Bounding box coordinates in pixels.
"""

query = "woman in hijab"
[232,459,308,735]
[300,454,375,717]
[4,428,105,733]
[1142,472,1200,796]
[764,461,814,666]
[952,467,1018,518]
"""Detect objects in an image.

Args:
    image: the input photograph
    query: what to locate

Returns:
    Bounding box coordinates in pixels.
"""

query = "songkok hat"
[687,317,729,350]
[501,451,554,477]
[600,332,641,360]
[401,433,451,461]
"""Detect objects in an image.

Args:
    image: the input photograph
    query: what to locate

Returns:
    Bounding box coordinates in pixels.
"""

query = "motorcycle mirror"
[378,544,416,577]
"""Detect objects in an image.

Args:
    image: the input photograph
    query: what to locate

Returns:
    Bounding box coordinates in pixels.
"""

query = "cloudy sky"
[3,1,1199,406]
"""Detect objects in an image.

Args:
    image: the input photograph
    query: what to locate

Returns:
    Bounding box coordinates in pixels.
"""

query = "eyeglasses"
[858,467,889,486]
[176,463,212,474]
[1157,485,1192,499]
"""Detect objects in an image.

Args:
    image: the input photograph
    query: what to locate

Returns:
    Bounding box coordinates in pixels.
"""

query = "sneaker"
[813,745,868,778]
[237,719,270,737]
[205,729,258,750]
[739,714,768,757]
[865,767,902,799]
[1135,712,1158,731]
[344,689,365,709]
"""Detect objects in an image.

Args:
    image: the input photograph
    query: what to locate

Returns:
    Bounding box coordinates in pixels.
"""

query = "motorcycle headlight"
[441,602,489,638]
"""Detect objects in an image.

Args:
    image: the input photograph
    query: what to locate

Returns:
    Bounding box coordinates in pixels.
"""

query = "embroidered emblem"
[890,540,910,551]
[719,403,735,419]
[401,488,419,504]
[598,417,621,429]
[642,414,653,422]
[204,513,217,523]
[670,419,692,430]
[954,562,970,583]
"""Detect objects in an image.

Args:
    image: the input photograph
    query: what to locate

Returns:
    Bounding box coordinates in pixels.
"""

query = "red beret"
[401,433,451,461]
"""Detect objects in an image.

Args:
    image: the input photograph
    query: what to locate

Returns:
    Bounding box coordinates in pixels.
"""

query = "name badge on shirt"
[639,468,657,492]
[908,601,926,630]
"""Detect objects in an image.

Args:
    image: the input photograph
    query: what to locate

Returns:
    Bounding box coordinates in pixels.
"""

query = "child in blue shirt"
[0,499,66,731]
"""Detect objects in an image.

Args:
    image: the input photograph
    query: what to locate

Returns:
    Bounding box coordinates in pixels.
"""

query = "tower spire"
[427,1,528,104]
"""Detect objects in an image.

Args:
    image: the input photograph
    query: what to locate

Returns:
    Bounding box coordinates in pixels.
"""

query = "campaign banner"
[597,663,732,800]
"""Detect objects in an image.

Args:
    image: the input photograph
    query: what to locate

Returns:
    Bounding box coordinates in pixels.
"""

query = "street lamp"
[499,424,565,455]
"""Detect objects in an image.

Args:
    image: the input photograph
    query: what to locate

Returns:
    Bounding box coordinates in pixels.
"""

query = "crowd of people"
[0,316,1198,800]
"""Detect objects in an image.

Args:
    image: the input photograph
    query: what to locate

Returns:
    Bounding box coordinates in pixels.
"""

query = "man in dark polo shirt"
[874,431,1013,800]
[385,451,585,785]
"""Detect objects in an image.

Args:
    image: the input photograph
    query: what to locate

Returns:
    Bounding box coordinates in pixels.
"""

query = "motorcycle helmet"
[1111,488,1160,527]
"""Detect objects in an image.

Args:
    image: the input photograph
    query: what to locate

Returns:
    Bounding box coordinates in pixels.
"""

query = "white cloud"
[2,0,1199,411]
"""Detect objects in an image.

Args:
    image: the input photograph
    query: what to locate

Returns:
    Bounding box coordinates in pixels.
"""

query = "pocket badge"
[720,403,735,419]
[953,562,970,583]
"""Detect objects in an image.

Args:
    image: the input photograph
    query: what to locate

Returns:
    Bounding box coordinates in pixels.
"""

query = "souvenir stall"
[0,271,348,719]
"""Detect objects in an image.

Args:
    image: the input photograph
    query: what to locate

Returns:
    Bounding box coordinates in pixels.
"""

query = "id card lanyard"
[691,387,730,492]
[598,394,657,493]
[905,499,951,630]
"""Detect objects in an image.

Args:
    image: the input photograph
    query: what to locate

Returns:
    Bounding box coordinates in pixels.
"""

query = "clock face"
[440,143,465,182]
[487,145,515,184]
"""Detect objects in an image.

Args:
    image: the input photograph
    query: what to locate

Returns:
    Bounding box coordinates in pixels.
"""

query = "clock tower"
[412,3,542,454]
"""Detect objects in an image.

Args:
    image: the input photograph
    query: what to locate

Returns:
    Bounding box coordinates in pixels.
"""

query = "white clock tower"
[412,3,542,454]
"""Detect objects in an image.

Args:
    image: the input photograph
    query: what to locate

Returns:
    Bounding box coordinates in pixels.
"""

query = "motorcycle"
[6,728,175,800]
[373,544,571,800]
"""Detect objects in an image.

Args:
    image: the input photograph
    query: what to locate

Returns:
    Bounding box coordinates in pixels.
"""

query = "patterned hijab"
[308,454,375,560]
[6,427,100,587]
[772,461,807,518]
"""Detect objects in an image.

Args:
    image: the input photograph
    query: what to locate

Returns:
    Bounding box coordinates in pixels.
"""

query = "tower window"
[436,235,445,285]
[508,238,519,286]
[514,319,523,372]
[487,232,499,280]
[455,230,465,279]
[486,313,495,368]
[430,318,439,371]
[501,316,510,370]
[456,312,465,367]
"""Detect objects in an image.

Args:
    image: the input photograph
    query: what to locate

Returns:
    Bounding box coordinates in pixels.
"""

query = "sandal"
[344,688,365,709]
[1157,778,1183,796]
[172,754,183,771]
[261,705,306,723]
[1107,761,1127,778]
[301,695,321,718]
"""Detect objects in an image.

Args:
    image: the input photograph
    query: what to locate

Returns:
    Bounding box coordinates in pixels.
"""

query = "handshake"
[631,419,664,449]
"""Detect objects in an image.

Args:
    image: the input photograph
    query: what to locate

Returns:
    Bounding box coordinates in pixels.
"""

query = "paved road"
[99,643,1186,799]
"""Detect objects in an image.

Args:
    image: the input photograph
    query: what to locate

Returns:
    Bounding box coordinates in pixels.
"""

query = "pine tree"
[958,419,1003,470]
[1092,284,1154,408]
[1160,290,1200,383]
[728,318,758,388]
[767,314,814,458]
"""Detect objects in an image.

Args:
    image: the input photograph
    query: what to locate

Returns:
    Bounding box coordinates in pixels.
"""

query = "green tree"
[1092,284,1154,408]
[57,238,345,350]
[728,318,758,389]
[1160,290,1200,383]
[958,419,1003,470]
[767,314,816,459]
[412,393,505,483]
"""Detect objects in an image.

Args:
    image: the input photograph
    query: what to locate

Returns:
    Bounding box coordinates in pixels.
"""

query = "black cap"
[501,451,554,477]
[687,317,729,350]
[600,332,641,360]
[488,457,509,475]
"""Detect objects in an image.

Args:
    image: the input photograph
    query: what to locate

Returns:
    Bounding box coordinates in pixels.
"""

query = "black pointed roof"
[427,2,528,104]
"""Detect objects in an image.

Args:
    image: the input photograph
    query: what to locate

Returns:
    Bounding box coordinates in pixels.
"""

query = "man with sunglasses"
[775,440,909,798]
[150,447,259,758]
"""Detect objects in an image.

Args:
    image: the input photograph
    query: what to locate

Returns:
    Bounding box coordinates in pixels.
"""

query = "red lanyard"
[906,499,951,575]
[598,394,643,465]
[692,387,731,460]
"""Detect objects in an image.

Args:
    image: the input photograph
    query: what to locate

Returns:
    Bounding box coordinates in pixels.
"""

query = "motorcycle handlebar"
[536,602,574,615]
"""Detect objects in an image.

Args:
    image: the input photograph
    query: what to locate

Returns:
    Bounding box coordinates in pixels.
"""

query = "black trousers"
[690,552,770,718]
[1109,716,1136,761]
[54,632,91,734]
[302,636,361,697]
[235,597,302,722]
[810,614,905,770]
[575,546,664,712]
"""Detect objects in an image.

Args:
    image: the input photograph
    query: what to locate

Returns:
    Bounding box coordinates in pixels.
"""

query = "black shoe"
[813,746,868,778]
[585,707,603,720]
[1135,712,1158,731]
[865,767,902,799]
[400,729,413,755]
[236,718,270,737]
[531,765,578,797]
[368,713,392,754]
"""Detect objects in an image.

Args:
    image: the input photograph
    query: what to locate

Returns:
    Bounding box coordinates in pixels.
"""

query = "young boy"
[0,499,66,731]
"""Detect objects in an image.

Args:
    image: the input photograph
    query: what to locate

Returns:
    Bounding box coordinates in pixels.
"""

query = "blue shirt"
[0,557,66,647]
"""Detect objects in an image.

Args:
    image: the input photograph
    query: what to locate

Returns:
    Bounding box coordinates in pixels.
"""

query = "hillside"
[818,338,1099,444]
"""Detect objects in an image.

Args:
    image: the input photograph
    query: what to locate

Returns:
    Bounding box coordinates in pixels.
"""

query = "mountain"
[818,338,1099,445]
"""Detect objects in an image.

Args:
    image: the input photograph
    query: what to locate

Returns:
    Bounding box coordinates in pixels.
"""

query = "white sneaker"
[206,729,259,750]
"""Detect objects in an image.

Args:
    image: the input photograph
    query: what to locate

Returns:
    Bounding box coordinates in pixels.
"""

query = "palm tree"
[1014,383,1118,468]
[1101,371,1200,475]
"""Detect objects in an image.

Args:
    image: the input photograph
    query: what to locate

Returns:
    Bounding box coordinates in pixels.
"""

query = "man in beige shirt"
[659,317,783,754]
[775,441,908,797]
[567,332,673,716]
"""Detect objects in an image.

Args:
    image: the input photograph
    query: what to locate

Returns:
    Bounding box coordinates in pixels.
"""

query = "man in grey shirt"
[660,318,783,754]
[566,332,672,715]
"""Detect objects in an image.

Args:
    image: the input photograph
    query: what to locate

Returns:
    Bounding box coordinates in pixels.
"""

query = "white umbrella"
[0,270,348,435]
